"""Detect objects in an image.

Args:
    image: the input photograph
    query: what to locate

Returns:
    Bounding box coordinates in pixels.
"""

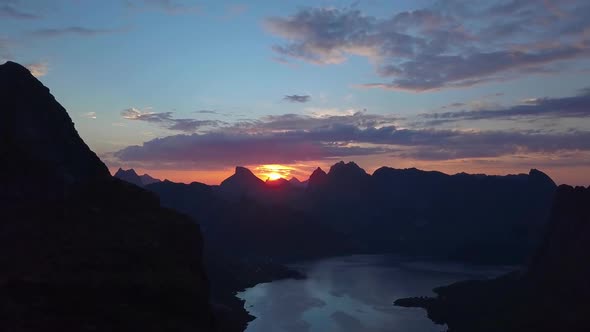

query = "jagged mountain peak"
[307,167,328,189]
[328,161,368,177]
[310,167,327,178]
[115,168,139,177]
[220,166,264,191]
[114,168,161,187]
[0,61,110,187]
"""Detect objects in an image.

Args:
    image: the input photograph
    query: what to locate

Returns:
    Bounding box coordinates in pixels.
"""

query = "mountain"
[289,177,307,188]
[218,166,265,198]
[114,168,161,187]
[0,61,215,331]
[327,161,370,185]
[395,185,590,332]
[307,167,327,190]
[140,173,161,185]
[147,178,352,260]
[114,168,143,186]
[265,177,291,188]
[300,163,557,263]
[150,160,556,265]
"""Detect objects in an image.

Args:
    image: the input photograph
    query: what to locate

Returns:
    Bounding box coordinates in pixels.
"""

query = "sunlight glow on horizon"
[255,164,295,181]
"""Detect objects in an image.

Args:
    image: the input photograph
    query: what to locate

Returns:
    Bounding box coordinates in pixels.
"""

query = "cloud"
[121,107,223,132]
[82,112,97,119]
[112,104,590,169]
[113,124,590,169]
[194,110,218,114]
[227,111,402,133]
[422,88,590,124]
[0,4,39,19]
[284,94,311,103]
[266,2,590,91]
[26,62,48,77]
[114,130,387,169]
[31,26,117,38]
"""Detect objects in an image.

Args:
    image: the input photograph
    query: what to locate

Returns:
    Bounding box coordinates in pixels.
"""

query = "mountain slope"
[0,61,215,332]
[395,185,590,332]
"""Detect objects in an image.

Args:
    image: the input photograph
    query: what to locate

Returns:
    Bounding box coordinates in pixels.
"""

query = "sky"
[2,0,590,185]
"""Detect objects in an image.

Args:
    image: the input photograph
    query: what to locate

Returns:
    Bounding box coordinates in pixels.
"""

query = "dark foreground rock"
[0,61,215,331]
[395,185,590,332]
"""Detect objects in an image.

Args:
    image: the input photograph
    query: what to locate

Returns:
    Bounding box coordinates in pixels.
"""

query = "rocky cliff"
[0,61,215,332]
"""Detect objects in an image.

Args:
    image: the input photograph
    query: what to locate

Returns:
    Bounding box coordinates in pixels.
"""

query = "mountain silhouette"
[145,161,557,265]
[395,185,590,332]
[140,173,161,185]
[114,168,161,187]
[147,176,351,260]
[265,177,291,188]
[307,167,328,190]
[327,161,370,183]
[0,61,215,331]
[0,61,110,189]
[114,168,143,186]
[299,162,557,263]
[288,176,307,188]
[218,166,265,198]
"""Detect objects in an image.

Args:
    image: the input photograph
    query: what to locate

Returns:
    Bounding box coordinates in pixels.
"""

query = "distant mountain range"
[114,168,161,187]
[138,160,557,264]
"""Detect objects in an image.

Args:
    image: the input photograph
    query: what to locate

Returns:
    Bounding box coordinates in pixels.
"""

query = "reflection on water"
[237,255,514,332]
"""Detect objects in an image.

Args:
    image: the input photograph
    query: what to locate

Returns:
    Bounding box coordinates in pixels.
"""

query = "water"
[237,255,515,332]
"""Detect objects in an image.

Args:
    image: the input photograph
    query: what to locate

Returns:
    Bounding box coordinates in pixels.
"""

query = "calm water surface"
[237,255,514,332]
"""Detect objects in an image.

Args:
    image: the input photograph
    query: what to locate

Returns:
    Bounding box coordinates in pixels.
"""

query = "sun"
[256,164,293,181]
[267,172,282,181]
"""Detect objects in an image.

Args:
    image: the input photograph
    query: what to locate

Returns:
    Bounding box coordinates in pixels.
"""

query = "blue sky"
[2,0,590,184]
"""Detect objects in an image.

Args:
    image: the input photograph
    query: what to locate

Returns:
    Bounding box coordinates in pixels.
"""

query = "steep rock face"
[0,61,214,331]
[0,61,108,181]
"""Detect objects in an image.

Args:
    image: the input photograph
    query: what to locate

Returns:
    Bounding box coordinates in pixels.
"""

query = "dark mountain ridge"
[143,161,557,265]
[114,168,161,187]
[303,163,557,263]
[0,61,215,331]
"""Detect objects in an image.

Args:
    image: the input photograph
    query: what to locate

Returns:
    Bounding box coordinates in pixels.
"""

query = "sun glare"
[255,164,294,181]
[268,172,282,181]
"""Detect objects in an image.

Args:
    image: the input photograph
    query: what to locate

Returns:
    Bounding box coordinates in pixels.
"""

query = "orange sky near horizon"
[109,157,589,187]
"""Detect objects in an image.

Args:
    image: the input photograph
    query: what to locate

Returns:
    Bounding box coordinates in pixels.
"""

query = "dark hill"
[395,185,590,332]
[0,61,215,332]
